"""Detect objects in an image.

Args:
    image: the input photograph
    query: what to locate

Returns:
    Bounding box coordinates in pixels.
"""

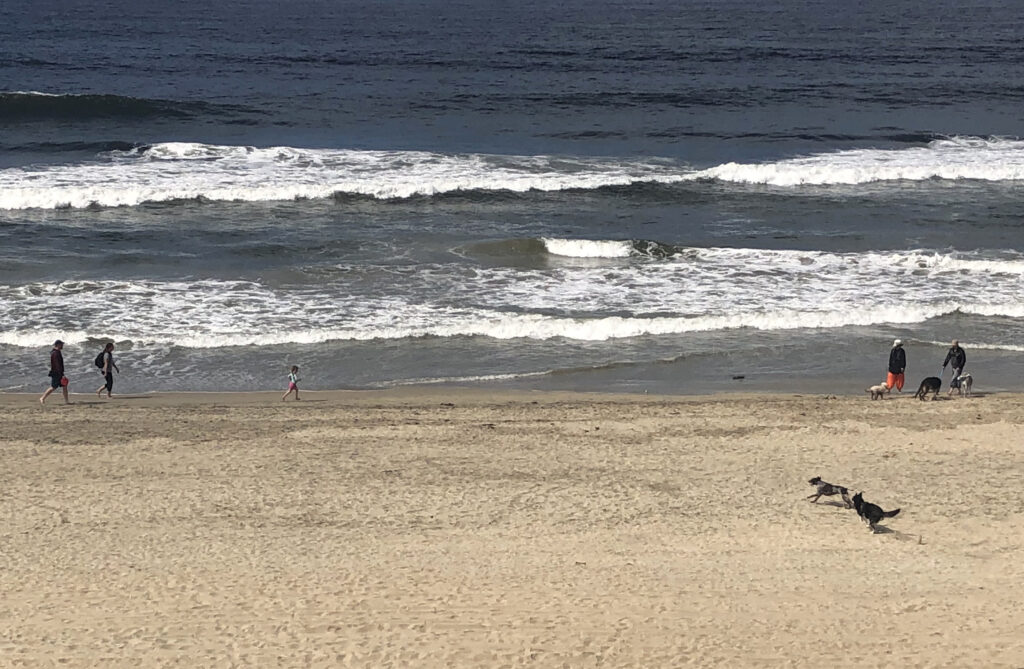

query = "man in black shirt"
[943,339,966,394]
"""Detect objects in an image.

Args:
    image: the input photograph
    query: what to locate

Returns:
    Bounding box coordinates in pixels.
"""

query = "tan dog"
[865,382,890,400]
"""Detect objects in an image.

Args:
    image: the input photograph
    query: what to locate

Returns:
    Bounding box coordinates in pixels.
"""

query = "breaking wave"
[3,136,1024,210]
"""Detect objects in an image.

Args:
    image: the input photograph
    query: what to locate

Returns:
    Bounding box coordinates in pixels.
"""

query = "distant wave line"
[0,91,258,122]
[3,136,1024,209]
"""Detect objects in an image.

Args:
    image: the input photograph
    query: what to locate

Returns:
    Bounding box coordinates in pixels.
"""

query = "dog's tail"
[882,508,901,518]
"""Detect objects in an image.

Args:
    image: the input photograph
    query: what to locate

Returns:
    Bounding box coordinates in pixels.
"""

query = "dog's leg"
[807,493,821,503]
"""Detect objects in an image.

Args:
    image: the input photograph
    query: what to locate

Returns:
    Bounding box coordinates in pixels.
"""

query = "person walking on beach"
[282,365,301,401]
[39,340,69,404]
[887,339,906,392]
[942,339,966,395]
[94,342,120,399]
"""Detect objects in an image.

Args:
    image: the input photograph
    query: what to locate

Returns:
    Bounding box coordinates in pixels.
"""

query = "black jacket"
[888,347,906,374]
[943,346,966,371]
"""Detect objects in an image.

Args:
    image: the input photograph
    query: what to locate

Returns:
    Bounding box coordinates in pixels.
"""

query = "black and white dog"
[852,492,901,532]
[949,372,973,397]
[807,476,853,509]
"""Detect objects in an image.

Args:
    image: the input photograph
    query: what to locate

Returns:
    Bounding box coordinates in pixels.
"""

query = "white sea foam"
[0,143,685,210]
[3,247,1023,348]
[696,136,1024,186]
[4,90,62,96]
[380,369,555,387]
[541,238,634,258]
[920,339,1024,353]
[4,137,1024,210]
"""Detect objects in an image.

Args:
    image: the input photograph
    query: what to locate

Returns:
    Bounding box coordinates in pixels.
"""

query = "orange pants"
[887,372,905,392]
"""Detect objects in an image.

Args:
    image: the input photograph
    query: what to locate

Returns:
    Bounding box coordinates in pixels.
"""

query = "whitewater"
[3,246,1023,350]
[3,137,1024,210]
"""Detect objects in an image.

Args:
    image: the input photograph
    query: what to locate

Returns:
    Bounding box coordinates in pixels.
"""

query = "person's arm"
[942,349,952,368]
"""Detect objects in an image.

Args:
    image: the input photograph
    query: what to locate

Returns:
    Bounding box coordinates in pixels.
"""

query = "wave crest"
[0,91,245,122]
[4,136,1024,210]
[697,136,1024,186]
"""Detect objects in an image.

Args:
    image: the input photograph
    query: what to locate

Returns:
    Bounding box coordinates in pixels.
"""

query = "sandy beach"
[3,389,1024,667]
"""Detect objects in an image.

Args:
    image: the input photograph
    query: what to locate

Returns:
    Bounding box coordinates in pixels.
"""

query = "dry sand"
[2,389,1024,667]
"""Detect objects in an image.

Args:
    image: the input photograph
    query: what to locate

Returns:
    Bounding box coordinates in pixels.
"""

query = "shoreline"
[0,384,1000,408]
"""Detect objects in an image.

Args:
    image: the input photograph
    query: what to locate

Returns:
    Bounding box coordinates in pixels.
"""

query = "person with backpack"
[94,342,120,398]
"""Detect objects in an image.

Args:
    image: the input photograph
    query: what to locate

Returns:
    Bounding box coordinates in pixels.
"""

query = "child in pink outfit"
[282,365,301,401]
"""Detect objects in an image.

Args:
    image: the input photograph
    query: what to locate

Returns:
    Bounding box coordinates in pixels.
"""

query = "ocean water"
[2,0,1024,394]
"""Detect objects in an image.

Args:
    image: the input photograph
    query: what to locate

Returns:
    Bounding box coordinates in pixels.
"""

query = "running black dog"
[807,476,853,509]
[914,376,942,401]
[852,492,900,532]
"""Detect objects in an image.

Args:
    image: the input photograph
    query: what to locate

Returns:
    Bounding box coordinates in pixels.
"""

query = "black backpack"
[95,351,105,368]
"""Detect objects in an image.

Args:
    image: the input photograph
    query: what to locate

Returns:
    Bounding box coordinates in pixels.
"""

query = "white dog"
[950,372,973,397]
[865,382,891,400]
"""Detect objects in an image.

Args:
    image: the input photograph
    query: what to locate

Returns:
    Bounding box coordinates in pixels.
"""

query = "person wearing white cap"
[887,339,906,392]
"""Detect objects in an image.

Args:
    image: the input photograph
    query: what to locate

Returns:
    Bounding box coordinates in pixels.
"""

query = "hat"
[892,339,902,347]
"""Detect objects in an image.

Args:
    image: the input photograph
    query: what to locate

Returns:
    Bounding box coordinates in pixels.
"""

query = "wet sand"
[3,389,1024,667]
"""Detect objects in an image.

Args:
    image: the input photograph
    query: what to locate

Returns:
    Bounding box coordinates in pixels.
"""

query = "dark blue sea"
[2,0,1023,394]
